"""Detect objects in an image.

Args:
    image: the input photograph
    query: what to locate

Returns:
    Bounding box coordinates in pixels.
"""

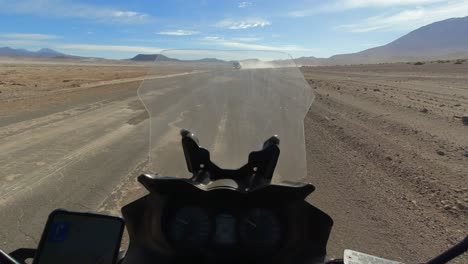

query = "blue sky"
[0,0,467,59]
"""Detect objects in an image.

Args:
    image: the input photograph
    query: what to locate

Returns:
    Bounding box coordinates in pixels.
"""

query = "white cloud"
[202,36,222,41]
[338,0,468,32]
[220,41,310,51]
[201,37,314,52]
[0,0,151,24]
[0,33,60,49]
[0,39,44,47]
[158,30,200,36]
[232,37,262,42]
[339,0,446,8]
[0,33,59,40]
[57,44,162,53]
[288,0,447,17]
[216,18,271,29]
[238,1,252,8]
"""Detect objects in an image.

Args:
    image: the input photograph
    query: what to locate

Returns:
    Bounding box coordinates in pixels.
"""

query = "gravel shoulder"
[302,62,467,263]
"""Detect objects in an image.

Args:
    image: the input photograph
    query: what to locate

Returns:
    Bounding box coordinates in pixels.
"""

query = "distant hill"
[297,16,468,66]
[293,56,327,66]
[130,54,227,63]
[196,58,226,63]
[0,47,35,56]
[0,47,78,58]
[36,48,66,57]
[130,54,179,62]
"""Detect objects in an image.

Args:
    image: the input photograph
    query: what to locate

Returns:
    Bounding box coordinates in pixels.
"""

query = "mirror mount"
[181,129,280,189]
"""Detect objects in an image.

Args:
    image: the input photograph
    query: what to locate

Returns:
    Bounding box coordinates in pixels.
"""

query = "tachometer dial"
[167,206,211,248]
[239,208,282,250]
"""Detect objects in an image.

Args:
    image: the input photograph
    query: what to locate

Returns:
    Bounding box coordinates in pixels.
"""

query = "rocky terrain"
[302,62,467,262]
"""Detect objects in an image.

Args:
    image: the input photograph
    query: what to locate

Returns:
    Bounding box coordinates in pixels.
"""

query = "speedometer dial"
[167,206,211,249]
[239,208,282,250]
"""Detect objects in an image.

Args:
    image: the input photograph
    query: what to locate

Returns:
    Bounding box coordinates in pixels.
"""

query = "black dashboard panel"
[161,191,288,258]
[121,174,333,264]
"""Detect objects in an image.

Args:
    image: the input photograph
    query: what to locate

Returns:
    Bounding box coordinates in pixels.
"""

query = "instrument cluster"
[163,204,284,255]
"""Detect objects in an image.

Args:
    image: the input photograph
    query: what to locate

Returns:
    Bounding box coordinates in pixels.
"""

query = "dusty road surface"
[0,62,308,251]
[0,62,150,250]
[0,62,197,250]
[302,62,467,263]
[0,60,466,263]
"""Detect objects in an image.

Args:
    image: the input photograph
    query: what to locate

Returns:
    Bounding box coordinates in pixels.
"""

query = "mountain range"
[0,47,77,58]
[129,54,227,63]
[129,54,176,62]
[2,16,468,65]
[296,16,468,66]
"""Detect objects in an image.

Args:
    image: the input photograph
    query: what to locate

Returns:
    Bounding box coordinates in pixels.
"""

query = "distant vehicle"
[233,61,242,69]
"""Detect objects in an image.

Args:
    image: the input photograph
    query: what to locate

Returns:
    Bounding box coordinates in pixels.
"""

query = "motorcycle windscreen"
[138,50,314,183]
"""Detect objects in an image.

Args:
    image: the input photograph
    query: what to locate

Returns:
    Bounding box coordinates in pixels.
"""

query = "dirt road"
[0,61,466,262]
[302,62,467,263]
[0,64,148,250]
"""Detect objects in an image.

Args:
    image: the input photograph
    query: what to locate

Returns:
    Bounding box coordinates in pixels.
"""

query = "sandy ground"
[301,62,467,263]
[0,63,147,117]
[0,61,466,262]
